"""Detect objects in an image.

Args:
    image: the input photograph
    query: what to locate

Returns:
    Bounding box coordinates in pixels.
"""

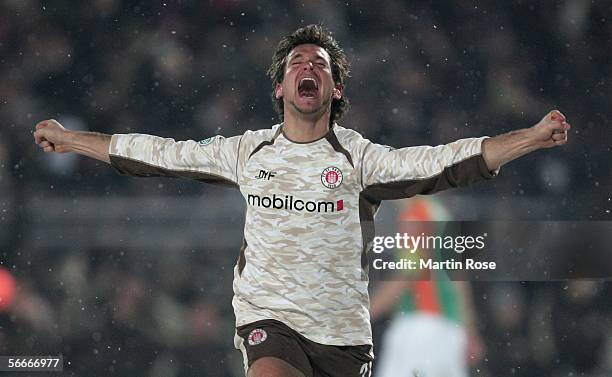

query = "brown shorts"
[234,319,373,377]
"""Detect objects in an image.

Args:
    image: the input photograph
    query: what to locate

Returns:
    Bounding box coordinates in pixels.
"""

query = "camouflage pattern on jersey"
[109,123,496,345]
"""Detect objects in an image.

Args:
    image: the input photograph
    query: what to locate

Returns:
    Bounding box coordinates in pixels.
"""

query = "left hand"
[530,109,571,148]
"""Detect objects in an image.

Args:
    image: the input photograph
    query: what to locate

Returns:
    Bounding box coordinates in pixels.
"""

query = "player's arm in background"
[369,280,413,321]
[33,119,242,186]
[456,281,485,365]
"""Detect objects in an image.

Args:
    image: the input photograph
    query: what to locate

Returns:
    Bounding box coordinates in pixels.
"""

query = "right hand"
[33,119,71,153]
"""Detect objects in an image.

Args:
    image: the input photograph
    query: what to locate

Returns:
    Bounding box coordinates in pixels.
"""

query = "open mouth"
[298,77,319,98]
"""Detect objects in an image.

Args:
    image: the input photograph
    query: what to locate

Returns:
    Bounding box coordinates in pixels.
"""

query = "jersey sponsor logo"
[247,328,268,346]
[197,137,214,146]
[255,169,276,180]
[247,193,343,213]
[321,166,343,189]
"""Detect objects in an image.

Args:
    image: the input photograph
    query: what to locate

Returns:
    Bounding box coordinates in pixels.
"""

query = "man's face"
[275,44,342,119]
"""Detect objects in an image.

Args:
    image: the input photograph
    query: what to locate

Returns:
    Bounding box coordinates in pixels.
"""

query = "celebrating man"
[33,24,570,377]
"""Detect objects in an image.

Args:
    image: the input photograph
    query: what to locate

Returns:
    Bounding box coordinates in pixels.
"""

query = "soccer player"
[370,197,484,377]
[33,25,570,377]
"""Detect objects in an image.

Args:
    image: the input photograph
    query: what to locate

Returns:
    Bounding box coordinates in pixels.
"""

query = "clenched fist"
[530,110,571,148]
[33,119,71,153]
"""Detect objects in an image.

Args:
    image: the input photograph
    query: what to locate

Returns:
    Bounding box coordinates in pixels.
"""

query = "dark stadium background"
[0,1,610,376]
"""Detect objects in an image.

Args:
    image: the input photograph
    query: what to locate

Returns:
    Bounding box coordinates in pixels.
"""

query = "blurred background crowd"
[0,0,610,376]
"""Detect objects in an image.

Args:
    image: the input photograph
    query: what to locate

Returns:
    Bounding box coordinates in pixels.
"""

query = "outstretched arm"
[33,118,243,186]
[360,109,571,201]
[33,119,111,163]
[482,109,571,171]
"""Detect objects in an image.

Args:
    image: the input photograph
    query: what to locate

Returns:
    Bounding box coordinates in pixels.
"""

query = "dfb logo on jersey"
[321,166,343,189]
[197,137,214,146]
[247,328,268,346]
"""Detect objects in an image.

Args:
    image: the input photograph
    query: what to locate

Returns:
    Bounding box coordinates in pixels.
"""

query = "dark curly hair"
[267,24,351,125]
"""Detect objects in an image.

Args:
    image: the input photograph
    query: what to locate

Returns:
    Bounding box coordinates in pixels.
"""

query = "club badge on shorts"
[248,328,268,346]
[321,166,343,189]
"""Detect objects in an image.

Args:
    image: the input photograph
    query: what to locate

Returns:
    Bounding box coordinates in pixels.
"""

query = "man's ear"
[333,84,343,100]
[275,83,283,99]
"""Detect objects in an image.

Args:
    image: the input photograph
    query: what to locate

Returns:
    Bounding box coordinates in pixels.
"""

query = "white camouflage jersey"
[108,123,495,346]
